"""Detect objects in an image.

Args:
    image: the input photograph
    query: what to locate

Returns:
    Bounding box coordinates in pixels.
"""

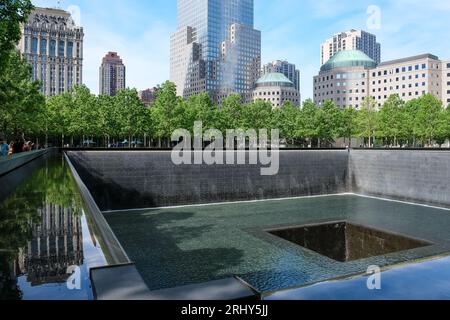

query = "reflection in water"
[0,156,89,300]
[17,203,83,286]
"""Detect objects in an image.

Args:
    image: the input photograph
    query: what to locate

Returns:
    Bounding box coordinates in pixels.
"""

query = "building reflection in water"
[16,203,83,286]
[0,156,87,299]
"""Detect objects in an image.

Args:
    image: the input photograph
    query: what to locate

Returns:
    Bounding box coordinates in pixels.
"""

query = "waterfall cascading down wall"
[66,149,450,211]
[66,150,350,211]
[349,150,450,207]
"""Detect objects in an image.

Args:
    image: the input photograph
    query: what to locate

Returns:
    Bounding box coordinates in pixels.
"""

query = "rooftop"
[320,50,377,72]
[378,53,440,67]
[256,72,294,87]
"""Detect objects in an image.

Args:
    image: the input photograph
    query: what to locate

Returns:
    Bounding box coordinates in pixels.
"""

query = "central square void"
[268,221,431,262]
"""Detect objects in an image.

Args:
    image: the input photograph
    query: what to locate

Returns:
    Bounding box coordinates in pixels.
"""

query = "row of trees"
[3,80,447,148]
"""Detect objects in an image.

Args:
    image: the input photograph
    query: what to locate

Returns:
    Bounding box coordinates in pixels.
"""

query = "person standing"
[8,142,14,156]
[0,140,9,156]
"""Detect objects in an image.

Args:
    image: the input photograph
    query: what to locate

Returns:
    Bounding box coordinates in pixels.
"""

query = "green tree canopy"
[414,94,444,146]
[0,0,33,72]
[377,94,405,146]
[0,51,44,140]
[357,97,378,147]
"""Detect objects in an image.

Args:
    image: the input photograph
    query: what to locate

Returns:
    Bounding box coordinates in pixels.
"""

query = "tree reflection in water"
[0,156,84,300]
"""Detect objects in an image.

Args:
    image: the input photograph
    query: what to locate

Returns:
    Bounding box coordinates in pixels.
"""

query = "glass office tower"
[170,0,261,102]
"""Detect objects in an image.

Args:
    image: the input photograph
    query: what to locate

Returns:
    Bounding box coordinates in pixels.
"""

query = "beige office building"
[321,29,380,66]
[18,7,84,96]
[314,50,449,109]
[252,73,300,108]
[444,61,450,106]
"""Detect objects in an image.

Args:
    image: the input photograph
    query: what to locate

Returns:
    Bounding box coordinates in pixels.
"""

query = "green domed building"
[320,50,378,72]
[314,50,379,109]
[253,72,301,108]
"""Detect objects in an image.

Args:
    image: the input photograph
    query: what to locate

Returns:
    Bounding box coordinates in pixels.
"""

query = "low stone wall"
[0,149,48,177]
[349,150,450,207]
[67,150,349,211]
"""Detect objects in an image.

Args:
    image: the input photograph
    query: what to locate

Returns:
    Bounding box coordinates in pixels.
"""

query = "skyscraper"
[99,52,126,96]
[18,7,84,96]
[170,0,261,102]
[321,29,381,66]
[262,60,301,93]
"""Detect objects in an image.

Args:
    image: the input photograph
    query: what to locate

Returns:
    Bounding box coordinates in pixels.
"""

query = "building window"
[31,37,38,54]
[58,41,65,57]
[40,38,47,55]
[49,40,56,57]
[67,42,73,58]
[24,36,29,52]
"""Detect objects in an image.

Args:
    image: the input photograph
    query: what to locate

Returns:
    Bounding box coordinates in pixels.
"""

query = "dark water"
[269,222,431,262]
[0,155,106,300]
[104,195,450,293]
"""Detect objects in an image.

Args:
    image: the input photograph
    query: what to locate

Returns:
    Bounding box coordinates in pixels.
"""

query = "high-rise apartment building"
[170,0,261,102]
[314,50,449,109]
[320,29,381,66]
[18,7,84,96]
[99,52,126,96]
[262,60,301,93]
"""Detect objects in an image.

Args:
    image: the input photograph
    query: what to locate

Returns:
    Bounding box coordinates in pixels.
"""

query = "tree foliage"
[0,51,44,141]
[0,0,34,72]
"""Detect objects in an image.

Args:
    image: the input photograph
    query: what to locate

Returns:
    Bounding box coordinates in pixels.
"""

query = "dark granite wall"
[67,150,349,211]
[349,150,450,206]
[67,150,450,211]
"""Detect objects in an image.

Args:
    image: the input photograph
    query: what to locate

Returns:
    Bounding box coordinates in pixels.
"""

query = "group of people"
[0,140,35,157]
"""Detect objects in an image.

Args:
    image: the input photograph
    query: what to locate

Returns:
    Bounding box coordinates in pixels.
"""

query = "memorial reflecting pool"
[2,150,450,299]
[0,155,106,300]
[104,195,450,293]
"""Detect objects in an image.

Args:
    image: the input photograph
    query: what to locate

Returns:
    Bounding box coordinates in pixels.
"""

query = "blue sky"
[32,0,450,100]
